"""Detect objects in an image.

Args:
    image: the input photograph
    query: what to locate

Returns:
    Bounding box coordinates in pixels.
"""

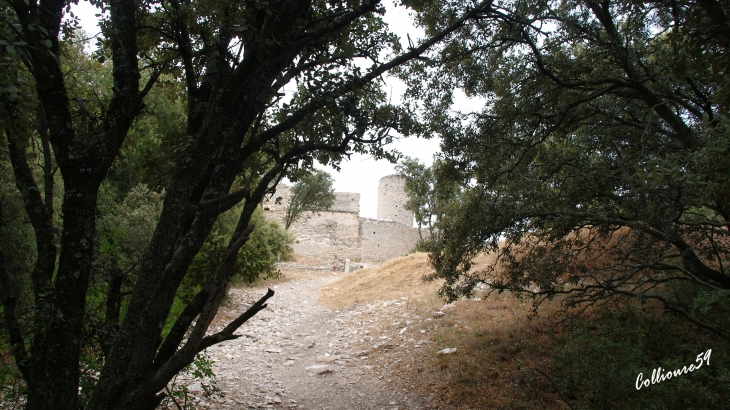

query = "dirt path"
[187,268,434,410]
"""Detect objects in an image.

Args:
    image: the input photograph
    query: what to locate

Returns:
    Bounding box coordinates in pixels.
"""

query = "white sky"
[71,1,441,219]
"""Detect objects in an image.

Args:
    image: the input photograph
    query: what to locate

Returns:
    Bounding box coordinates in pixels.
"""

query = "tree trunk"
[25,181,99,410]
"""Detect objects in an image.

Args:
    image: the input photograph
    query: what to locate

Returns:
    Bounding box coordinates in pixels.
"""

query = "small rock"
[316,355,340,363]
[398,327,407,335]
[436,347,457,355]
[433,311,445,318]
[265,348,282,353]
[316,368,334,375]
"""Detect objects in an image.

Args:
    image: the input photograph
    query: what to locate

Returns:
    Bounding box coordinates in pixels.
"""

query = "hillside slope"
[318,252,444,309]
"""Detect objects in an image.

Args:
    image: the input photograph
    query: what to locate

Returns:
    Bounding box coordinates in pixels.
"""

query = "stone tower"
[377,174,413,226]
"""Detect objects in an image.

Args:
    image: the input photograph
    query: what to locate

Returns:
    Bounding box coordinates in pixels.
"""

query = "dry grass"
[318,252,444,309]
[317,251,572,409]
[393,296,569,410]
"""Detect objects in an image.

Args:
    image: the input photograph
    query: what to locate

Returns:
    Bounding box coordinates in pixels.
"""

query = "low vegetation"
[319,252,442,309]
[321,252,730,409]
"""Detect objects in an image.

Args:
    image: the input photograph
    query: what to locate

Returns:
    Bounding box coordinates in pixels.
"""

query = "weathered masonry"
[263,175,424,262]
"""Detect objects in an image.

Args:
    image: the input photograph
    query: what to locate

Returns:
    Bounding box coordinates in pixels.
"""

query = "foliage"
[110,75,188,192]
[0,142,35,409]
[185,205,293,301]
[0,4,36,148]
[0,0,492,407]
[395,156,462,239]
[96,184,165,273]
[396,157,434,236]
[283,170,336,230]
[160,352,224,410]
[550,303,730,409]
[405,0,730,338]
[0,159,35,314]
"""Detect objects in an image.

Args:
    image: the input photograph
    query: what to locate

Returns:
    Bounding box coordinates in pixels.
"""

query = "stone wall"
[376,174,413,227]
[359,218,423,262]
[288,211,361,261]
[262,185,361,261]
[263,184,360,214]
[263,175,422,262]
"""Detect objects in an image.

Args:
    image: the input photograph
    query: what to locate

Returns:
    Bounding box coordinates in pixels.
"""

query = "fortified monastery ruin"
[263,175,423,262]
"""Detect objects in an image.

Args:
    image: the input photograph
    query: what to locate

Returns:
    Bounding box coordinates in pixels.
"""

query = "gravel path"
[182,269,434,410]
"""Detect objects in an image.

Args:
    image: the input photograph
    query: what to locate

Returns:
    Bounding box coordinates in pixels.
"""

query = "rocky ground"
[173,264,446,410]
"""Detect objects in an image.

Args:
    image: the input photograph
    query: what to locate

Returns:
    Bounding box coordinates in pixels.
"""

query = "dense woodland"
[1,0,729,409]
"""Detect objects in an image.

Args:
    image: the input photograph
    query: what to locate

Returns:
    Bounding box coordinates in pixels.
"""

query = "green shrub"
[550,304,730,410]
[183,205,292,298]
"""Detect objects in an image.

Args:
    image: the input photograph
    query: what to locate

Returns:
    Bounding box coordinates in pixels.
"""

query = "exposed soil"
[178,257,441,410]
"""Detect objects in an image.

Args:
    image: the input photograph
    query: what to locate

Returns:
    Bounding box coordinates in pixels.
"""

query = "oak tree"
[405,0,730,335]
[0,0,492,408]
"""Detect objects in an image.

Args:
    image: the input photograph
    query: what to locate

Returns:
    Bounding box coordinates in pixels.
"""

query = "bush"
[184,205,293,299]
[550,303,730,410]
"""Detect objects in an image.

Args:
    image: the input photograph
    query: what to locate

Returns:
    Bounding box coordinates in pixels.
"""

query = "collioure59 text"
[636,349,712,390]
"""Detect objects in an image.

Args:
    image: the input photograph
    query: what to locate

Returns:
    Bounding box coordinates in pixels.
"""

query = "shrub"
[550,303,730,410]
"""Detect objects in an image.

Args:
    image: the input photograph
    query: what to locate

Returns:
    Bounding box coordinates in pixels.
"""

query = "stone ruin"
[263,174,425,263]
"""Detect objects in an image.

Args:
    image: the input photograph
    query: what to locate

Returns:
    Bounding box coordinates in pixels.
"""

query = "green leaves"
[405,0,730,335]
[0,15,37,149]
[396,156,436,232]
[284,170,336,230]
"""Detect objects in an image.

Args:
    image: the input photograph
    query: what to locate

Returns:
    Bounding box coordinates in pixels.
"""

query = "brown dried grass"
[318,252,444,309]
[316,250,571,409]
[395,296,568,410]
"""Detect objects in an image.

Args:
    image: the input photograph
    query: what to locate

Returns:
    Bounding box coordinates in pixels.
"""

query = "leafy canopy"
[404,0,730,336]
[0,0,493,407]
[283,170,336,230]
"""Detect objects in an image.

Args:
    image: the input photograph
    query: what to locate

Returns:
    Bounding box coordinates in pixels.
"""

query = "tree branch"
[193,187,251,214]
[0,241,30,381]
[198,288,275,352]
[140,60,169,100]
[151,224,256,388]
[607,288,730,338]
[252,0,494,147]
[153,289,209,370]
[533,367,575,410]
[5,133,56,294]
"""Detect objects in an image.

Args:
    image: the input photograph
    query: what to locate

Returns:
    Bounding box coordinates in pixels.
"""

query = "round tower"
[377,174,414,226]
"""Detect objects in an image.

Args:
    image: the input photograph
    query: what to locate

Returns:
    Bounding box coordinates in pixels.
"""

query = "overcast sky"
[70,1,441,219]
